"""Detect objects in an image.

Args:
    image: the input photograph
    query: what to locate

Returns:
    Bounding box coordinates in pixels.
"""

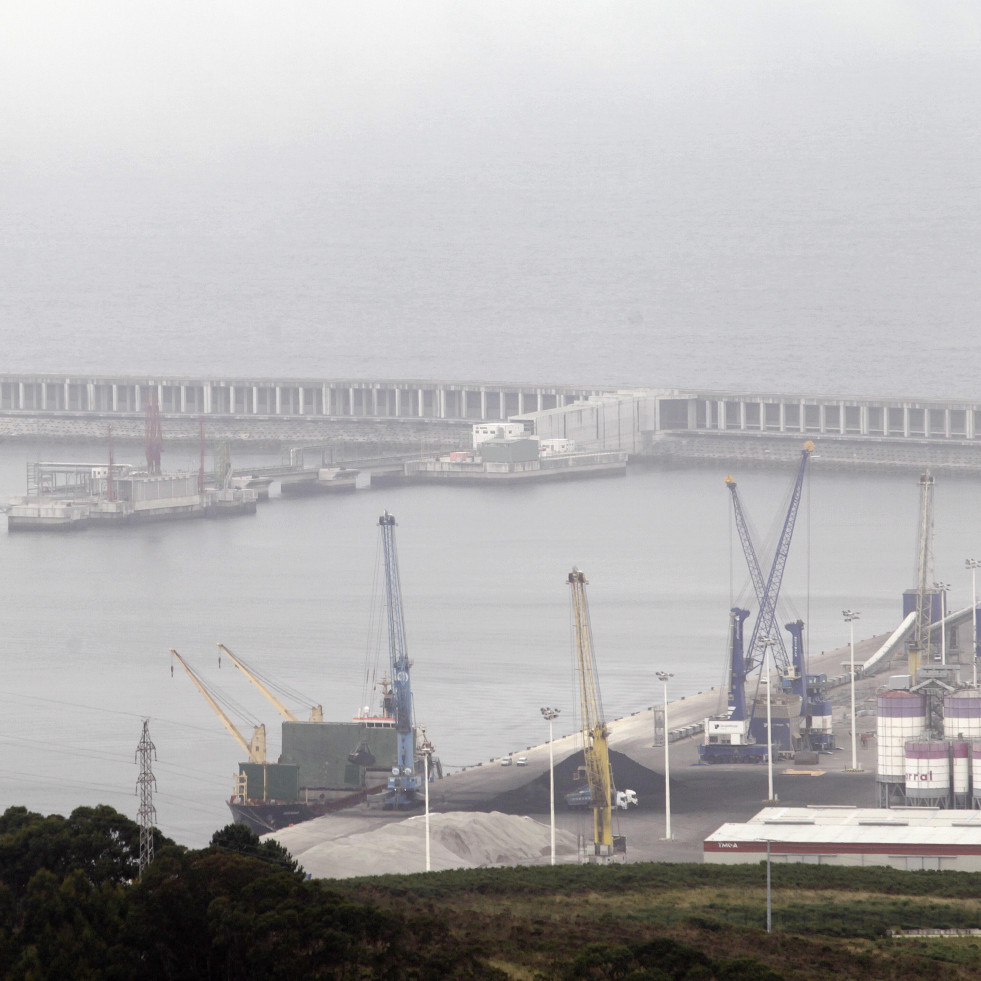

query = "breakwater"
[8,373,981,474]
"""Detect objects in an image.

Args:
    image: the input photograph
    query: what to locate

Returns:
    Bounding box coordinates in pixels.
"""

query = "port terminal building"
[705,806,981,872]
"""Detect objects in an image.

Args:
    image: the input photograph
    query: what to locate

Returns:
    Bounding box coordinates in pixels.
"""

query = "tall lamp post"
[421,730,433,872]
[967,560,980,687]
[656,671,674,840]
[843,610,862,772]
[761,638,777,803]
[755,839,773,933]
[540,707,561,866]
[933,581,949,665]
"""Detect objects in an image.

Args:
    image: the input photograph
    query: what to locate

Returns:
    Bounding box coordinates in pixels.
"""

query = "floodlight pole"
[656,671,673,840]
[765,838,772,933]
[421,730,432,872]
[541,707,561,865]
[762,638,777,802]
[967,560,980,687]
[843,610,863,772]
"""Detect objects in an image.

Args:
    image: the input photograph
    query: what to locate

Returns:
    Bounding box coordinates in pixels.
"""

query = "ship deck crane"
[700,442,812,763]
[216,643,323,722]
[378,511,422,809]
[171,649,266,763]
[568,568,621,860]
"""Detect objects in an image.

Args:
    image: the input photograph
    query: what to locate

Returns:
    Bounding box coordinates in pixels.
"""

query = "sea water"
[0,440,977,845]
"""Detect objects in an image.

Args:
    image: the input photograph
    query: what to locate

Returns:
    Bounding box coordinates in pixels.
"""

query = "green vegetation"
[3,805,981,978]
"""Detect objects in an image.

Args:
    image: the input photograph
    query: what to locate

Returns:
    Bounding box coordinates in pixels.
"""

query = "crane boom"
[742,441,813,676]
[216,643,323,722]
[378,512,421,808]
[171,649,266,763]
[725,476,789,668]
[218,644,298,721]
[909,471,935,684]
[568,568,614,859]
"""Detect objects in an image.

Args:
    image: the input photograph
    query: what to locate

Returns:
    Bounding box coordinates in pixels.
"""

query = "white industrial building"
[704,806,981,871]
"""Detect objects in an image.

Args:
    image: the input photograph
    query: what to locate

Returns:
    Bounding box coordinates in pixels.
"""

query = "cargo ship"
[223,511,440,833]
[226,695,421,834]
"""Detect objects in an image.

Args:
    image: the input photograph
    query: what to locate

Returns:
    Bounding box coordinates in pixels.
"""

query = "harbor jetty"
[4,373,981,472]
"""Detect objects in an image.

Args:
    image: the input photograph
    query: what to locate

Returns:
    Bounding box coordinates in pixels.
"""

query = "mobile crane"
[567,568,627,860]
[378,511,424,809]
[700,442,812,763]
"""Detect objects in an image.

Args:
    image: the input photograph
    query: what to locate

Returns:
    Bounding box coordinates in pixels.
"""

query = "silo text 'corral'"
[904,740,951,807]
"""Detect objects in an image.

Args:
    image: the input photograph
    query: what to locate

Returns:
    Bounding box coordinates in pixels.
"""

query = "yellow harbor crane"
[171,649,267,764]
[567,568,621,861]
[216,643,323,722]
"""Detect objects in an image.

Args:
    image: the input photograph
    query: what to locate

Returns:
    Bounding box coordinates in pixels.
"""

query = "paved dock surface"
[269,632,919,867]
[426,632,896,862]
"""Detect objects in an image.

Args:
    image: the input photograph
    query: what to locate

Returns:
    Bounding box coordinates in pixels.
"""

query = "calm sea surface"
[1,440,978,846]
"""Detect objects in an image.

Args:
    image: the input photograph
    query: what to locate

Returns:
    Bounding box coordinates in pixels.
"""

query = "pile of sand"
[267,811,579,879]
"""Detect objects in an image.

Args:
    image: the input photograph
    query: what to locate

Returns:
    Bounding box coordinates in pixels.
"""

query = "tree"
[209,824,303,878]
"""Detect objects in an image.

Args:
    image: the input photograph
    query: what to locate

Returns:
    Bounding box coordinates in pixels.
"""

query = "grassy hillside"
[333,862,981,980]
[3,804,981,979]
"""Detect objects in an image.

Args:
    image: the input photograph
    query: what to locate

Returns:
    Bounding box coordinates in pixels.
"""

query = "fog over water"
[4,3,981,394]
[2,3,981,844]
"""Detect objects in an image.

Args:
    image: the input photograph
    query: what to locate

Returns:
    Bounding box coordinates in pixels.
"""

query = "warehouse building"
[704,806,981,871]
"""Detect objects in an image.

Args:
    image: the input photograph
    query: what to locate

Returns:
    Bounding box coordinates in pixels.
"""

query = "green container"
[280,722,399,790]
[479,438,540,464]
[238,762,300,802]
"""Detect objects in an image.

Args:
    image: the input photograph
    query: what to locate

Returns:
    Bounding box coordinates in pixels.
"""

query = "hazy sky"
[4,3,981,390]
[7,2,979,172]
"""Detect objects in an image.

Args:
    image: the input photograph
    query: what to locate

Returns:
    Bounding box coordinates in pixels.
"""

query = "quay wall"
[0,411,472,451]
[520,388,981,474]
[0,373,606,423]
[644,432,981,475]
[8,372,981,473]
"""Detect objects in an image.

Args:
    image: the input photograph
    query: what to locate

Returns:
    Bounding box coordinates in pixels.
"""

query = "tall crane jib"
[378,511,423,809]
[699,442,814,764]
[568,568,624,861]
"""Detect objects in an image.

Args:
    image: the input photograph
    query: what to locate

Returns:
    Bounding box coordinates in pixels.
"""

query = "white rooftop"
[706,806,981,849]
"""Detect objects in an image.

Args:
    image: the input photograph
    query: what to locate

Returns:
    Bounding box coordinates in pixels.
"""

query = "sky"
[3,3,981,392]
[7,2,979,174]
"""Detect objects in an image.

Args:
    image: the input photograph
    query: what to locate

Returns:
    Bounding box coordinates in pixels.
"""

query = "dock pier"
[4,373,981,473]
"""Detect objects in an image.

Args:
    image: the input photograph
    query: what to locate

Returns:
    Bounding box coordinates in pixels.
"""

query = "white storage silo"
[952,742,970,808]
[971,743,981,810]
[944,691,981,740]
[876,691,927,807]
[905,740,951,807]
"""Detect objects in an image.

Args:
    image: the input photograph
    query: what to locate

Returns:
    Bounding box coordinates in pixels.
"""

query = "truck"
[565,786,638,810]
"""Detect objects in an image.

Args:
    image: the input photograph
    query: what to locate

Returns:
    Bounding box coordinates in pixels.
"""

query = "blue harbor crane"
[699,442,813,763]
[378,511,423,809]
